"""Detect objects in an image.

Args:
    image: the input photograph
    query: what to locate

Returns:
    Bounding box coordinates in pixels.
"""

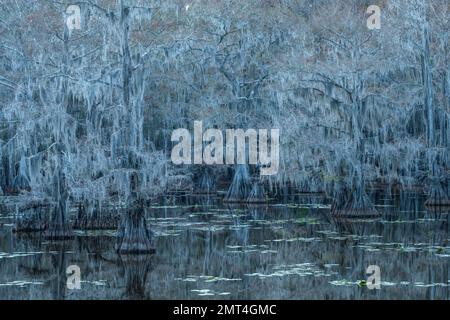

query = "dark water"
[1,193,450,300]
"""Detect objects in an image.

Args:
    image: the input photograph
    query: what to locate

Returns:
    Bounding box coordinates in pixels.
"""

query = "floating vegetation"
[176,275,242,283]
[156,221,206,228]
[204,277,241,283]
[80,280,107,286]
[0,252,43,259]
[210,208,234,212]
[149,205,180,209]
[380,220,420,224]
[192,226,226,232]
[191,289,215,296]
[357,280,367,287]
[2,193,450,299]
[154,217,187,221]
[152,230,181,237]
[260,250,278,254]
[330,280,396,287]
[353,242,449,254]
[245,263,333,279]
[73,230,116,237]
[286,204,331,209]
[0,223,14,227]
[226,245,269,249]
[226,245,275,255]
[293,217,320,225]
[413,282,450,288]
[0,280,44,287]
[316,230,339,236]
[268,237,321,243]
[228,249,259,254]
[328,236,351,241]
[188,212,216,216]
[190,289,230,296]
[329,279,359,287]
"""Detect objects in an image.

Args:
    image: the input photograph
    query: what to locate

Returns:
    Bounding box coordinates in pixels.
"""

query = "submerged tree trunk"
[247,181,266,203]
[194,167,216,194]
[223,165,251,203]
[330,61,379,217]
[331,183,379,217]
[116,172,154,254]
[116,202,154,254]
[247,166,266,204]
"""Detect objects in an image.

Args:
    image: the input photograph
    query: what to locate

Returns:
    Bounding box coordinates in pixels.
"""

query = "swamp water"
[0,193,449,300]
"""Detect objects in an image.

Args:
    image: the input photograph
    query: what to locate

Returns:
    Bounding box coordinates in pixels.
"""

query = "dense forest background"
[0,1,449,242]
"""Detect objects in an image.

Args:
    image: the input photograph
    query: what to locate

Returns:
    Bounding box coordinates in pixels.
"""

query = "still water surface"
[1,193,450,299]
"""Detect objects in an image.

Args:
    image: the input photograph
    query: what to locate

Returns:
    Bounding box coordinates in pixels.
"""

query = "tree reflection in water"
[0,192,449,299]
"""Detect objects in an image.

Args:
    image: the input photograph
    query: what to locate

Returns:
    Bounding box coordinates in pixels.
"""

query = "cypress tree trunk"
[331,58,379,217]
[247,166,266,204]
[247,180,266,203]
[44,17,74,240]
[223,165,251,203]
[194,167,216,194]
[121,1,131,147]
[422,23,449,206]
[422,25,435,148]
[116,202,154,254]
[331,166,379,218]
[116,172,154,254]
[0,140,4,195]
